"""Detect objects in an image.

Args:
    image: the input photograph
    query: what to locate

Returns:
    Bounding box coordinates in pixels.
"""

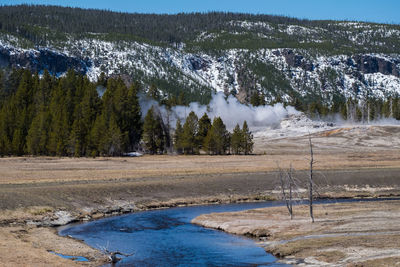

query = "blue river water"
[59,198,397,266]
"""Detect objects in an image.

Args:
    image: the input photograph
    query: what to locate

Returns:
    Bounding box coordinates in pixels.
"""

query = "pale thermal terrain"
[252,114,400,154]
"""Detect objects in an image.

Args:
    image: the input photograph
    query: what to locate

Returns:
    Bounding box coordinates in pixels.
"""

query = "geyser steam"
[140,93,299,129]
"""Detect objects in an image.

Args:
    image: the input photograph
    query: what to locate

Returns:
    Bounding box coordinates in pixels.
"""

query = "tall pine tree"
[182,111,199,154]
[241,121,254,155]
[143,106,164,154]
[231,123,243,155]
[197,113,211,150]
[174,118,184,154]
[203,117,229,155]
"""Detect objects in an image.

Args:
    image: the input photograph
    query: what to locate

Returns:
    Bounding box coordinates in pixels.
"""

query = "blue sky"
[1,0,399,24]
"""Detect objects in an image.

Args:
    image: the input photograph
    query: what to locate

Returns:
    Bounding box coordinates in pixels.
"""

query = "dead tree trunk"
[287,165,293,220]
[308,136,315,223]
[108,251,134,264]
[278,164,293,219]
[99,245,134,264]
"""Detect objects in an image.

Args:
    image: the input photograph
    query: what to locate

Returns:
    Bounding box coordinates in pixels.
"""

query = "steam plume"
[140,93,299,130]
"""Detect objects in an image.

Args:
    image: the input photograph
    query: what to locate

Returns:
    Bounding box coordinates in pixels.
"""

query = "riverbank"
[1,183,399,266]
[192,199,400,266]
[2,197,399,266]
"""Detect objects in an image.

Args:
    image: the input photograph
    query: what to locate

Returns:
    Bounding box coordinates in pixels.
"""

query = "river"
[59,198,397,266]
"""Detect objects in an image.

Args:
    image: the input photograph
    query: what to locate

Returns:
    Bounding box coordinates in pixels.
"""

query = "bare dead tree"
[278,163,294,219]
[308,135,315,223]
[278,165,290,218]
[287,165,294,219]
[98,243,134,264]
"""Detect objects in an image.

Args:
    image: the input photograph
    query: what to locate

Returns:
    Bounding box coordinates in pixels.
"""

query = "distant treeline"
[0,5,316,44]
[248,88,400,122]
[0,69,398,157]
[1,5,400,54]
[0,68,254,157]
[0,69,142,157]
[142,109,253,155]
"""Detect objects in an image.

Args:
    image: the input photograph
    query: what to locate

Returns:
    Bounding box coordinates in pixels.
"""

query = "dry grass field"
[1,151,400,185]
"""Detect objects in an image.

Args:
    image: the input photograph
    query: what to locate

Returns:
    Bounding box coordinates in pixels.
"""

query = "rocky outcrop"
[352,55,400,77]
[0,46,91,75]
[276,49,314,71]
[187,55,210,71]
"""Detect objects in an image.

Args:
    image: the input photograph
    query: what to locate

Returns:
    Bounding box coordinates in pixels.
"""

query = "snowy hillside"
[1,6,400,110]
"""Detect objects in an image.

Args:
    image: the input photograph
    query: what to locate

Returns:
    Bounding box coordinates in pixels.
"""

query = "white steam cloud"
[140,92,299,130]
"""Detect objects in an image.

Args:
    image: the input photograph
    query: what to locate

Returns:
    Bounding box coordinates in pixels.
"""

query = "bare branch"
[277,162,295,219]
[308,135,315,223]
[97,242,134,263]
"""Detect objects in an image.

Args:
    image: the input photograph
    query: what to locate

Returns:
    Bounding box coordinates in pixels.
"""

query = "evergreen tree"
[26,108,50,155]
[0,105,13,156]
[126,82,143,149]
[35,69,52,108]
[203,128,215,155]
[113,79,136,150]
[231,123,243,155]
[76,81,100,155]
[241,121,254,155]
[0,114,10,156]
[106,115,123,156]
[70,107,86,157]
[48,81,70,156]
[0,69,145,157]
[174,119,184,154]
[182,111,199,154]
[197,113,211,150]
[9,69,36,155]
[11,129,24,156]
[142,106,164,154]
[203,117,229,155]
[393,97,400,120]
[250,92,264,107]
[89,113,108,156]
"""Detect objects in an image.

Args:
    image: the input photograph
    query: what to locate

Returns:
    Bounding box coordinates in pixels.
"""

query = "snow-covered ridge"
[1,32,400,105]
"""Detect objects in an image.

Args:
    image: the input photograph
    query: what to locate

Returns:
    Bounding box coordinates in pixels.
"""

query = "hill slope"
[1,5,400,115]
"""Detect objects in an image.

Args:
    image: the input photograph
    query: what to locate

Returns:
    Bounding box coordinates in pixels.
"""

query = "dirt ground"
[0,125,400,266]
[192,200,400,266]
